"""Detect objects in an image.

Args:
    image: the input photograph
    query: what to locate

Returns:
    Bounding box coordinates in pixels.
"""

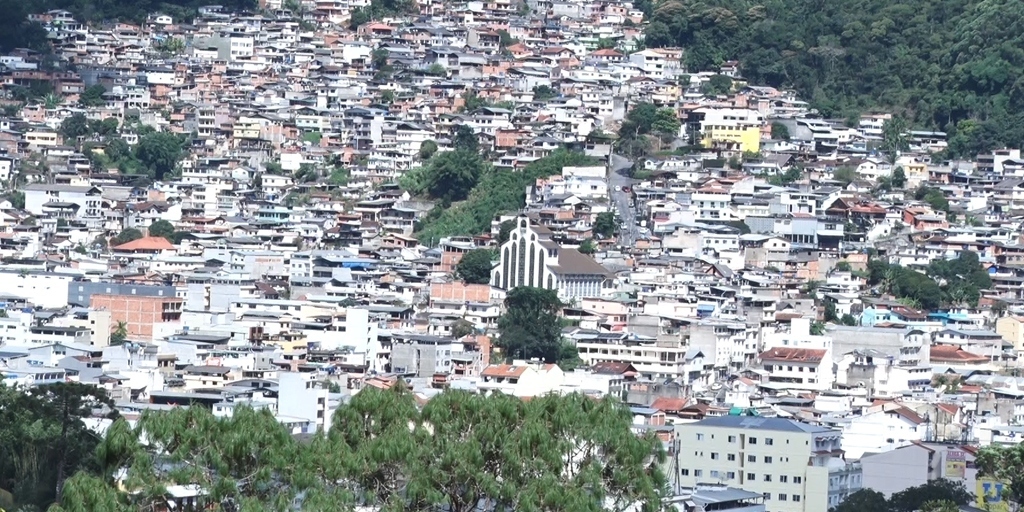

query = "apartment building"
[675,415,859,512]
[90,293,184,340]
[690,107,764,153]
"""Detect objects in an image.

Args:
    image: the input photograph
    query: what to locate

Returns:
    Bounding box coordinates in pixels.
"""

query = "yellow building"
[901,161,928,186]
[701,124,762,153]
[996,316,1024,352]
[694,106,764,153]
[232,116,264,140]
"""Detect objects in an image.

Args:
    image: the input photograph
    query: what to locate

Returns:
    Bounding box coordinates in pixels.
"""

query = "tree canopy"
[147,220,175,241]
[455,249,495,284]
[867,251,990,309]
[496,287,566,363]
[978,442,1024,507]
[832,480,971,512]
[110,228,143,247]
[0,382,116,510]
[641,0,1024,157]
[135,132,185,180]
[593,211,617,239]
[57,388,666,512]
[410,150,600,245]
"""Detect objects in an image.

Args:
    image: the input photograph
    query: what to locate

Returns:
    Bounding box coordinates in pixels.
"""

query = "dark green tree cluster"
[61,113,120,140]
[496,287,578,366]
[767,166,802,186]
[401,148,486,204]
[57,387,666,512]
[831,480,972,512]
[593,211,617,238]
[867,251,990,309]
[110,228,143,247]
[411,149,600,245]
[926,250,992,306]
[349,0,416,28]
[617,102,681,158]
[0,382,117,511]
[914,185,951,214]
[643,0,1024,157]
[85,129,187,181]
[78,84,107,107]
[454,248,495,284]
[978,442,1024,508]
[532,85,558,101]
[0,0,50,54]
[497,219,516,244]
[701,74,734,95]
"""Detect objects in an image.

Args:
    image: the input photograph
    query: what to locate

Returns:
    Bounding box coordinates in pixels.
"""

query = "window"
[727,454,736,461]
[794,476,803,484]
[763,493,771,501]
[764,456,773,463]
[764,474,772,482]
[749,437,757,444]
[793,495,801,502]
[727,472,736,480]
[694,470,703,477]
[748,455,756,462]
[765,438,774,446]
[780,476,788,483]
[680,469,690,476]
[696,433,704,441]
[710,470,720,478]
[747,473,755,481]
[779,494,788,501]
[711,453,719,460]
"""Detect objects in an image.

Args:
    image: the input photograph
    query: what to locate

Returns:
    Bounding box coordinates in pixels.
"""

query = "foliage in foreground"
[977,442,1024,507]
[830,480,972,512]
[0,382,116,510]
[56,387,667,512]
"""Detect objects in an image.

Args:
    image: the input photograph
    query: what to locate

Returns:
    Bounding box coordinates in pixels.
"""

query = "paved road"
[608,154,638,247]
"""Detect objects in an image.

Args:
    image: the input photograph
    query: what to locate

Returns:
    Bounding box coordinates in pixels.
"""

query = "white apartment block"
[675,416,859,512]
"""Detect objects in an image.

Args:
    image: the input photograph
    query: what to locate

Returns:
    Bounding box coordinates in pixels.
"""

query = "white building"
[491,215,612,300]
[477,362,563,397]
[825,403,930,460]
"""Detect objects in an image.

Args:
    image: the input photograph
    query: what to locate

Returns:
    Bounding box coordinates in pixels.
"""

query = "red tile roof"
[930,345,989,364]
[113,236,174,251]
[651,397,688,413]
[759,347,827,363]
[481,364,528,378]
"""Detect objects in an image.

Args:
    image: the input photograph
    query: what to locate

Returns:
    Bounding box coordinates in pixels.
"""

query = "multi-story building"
[674,416,860,512]
[90,293,184,341]
[688,107,764,153]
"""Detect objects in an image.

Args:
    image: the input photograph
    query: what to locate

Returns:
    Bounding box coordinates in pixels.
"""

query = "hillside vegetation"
[643,0,1024,156]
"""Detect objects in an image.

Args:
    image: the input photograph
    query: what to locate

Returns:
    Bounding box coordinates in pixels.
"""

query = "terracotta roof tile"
[113,236,174,251]
[759,347,827,363]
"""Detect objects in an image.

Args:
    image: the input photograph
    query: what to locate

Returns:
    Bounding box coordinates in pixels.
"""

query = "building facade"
[674,416,859,512]
[490,215,611,299]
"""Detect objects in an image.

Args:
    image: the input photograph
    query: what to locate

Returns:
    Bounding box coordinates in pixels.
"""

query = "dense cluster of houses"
[2,3,1024,512]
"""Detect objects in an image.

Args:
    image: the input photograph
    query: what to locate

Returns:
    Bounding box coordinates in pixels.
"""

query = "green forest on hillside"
[642,0,1024,157]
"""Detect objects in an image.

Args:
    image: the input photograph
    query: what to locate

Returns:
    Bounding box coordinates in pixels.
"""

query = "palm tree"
[881,267,900,295]
[109,321,128,346]
[43,93,62,110]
